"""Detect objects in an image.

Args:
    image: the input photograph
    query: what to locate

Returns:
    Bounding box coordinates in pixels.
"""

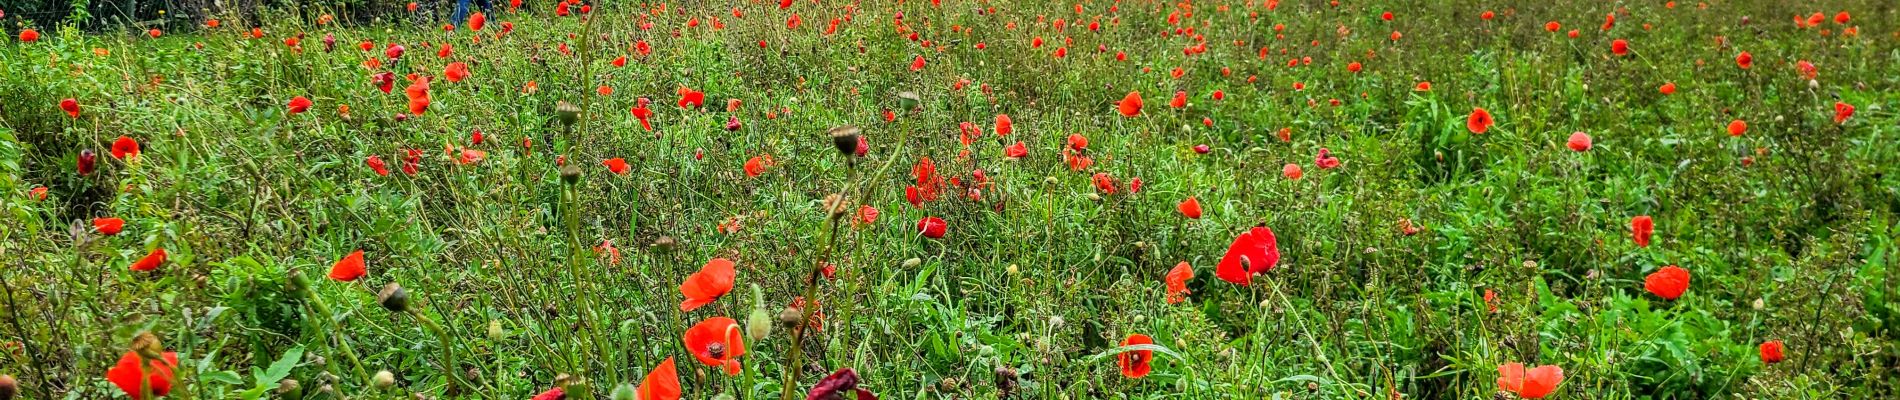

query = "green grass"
[2,1,1898,399]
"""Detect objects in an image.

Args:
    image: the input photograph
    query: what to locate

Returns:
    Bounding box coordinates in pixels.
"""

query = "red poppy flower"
[1415,82,1432,91]
[1631,215,1653,247]
[384,43,405,59]
[1833,102,1855,125]
[29,186,48,200]
[679,258,737,312]
[94,217,126,235]
[1497,363,1564,399]
[1067,134,1089,150]
[1117,91,1143,117]
[1467,107,1494,134]
[631,102,654,131]
[678,88,706,109]
[1165,262,1193,304]
[1726,119,1746,137]
[683,317,746,375]
[1169,91,1187,109]
[1178,197,1203,219]
[856,205,879,226]
[1315,148,1341,169]
[18,29,40,43]
[1001,141,1027,159]
[1643,265,1690,300]
[1735,51,1753,69]
[807,368,876,400]
[1282,163,1303,180]
[1092,173,1118,195]
[1480,11,1495,20]
[1544,21,1561,32]
[111,136,141,160]
[744,155,772,177]
[917,216,947,239]
[105,351,179,400]
[1796,61,1817,79]
[601,158,630,175]
[1566,132,1592,152]
[910,55,926,71]
[1658,82,1676,95]
[637,357,681,400]
[329,249,367,282]
[60,98,81,118]
[530,388,563,400]
[1117,334,1154,378]
[1759,340,1785,364]
[405,76,432,115]
[1215,226,1280,285]
[130,248,167,272]
[1610,39,1630,56]
[287,96,313,114]
[994,114,1013,136]
[445,62,471,83]
[468,12,487,31]
[366,155,390,176]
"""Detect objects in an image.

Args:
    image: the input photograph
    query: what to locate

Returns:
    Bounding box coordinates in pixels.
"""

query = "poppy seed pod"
[896,91,922,110]
[559,165,583,185]
[0,375,17,400]
[828,125,862,156]
[778,305,805,326]
[377,283,410,313]
[555,101,582,127]
[651,236,678,252]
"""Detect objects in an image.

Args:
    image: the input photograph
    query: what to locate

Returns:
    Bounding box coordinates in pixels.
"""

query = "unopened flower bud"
[131,331,165,361]
[747,309,774,340]
[276,379,303,400]
[372,370,396,390]
[487,320,504,340]
[0,375,18,400]
[611,383,638,400]
[377,283,410,313]
[555,101,582,127]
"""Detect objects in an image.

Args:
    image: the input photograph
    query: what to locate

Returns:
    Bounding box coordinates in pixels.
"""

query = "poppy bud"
[746,308,774,340]
[828,125,862,156]
[555,101,582,127]
[0,375,16,400]
[611,384,637,400]
[651,236,678,252]
[377,283,410,312]
[276,379,303,400]
[560,165,583,185]
[131,331,165,361]
[724,116,743,131]
[1006,264,1019,275]
[77,149,97,175]
[902,258,921,268]
[778,306,805,326]
[896,91,922,110]
[372,370,396,390]
[488,320,504,340]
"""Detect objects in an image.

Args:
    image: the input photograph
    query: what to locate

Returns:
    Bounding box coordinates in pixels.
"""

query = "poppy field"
[3,0,1900,399]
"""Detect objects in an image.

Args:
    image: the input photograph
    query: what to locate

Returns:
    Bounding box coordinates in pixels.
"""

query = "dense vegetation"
[2,0,1898,399]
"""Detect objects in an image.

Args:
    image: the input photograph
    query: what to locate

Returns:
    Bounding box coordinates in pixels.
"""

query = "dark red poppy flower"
[94,217,125,235]
[806,367,876,400]
[1759,340,1785,364]
[130,248,167,271]
[1215,226,1279,285]
[1165,262,1193,304]
[287,96,313,114]
[683,317,746,375]
[1631,215,1653,247]
[78,149,97,175]
[1497,363,1564,399]
[105,351,179,400]
[60,98,81,118]
[1178,197,1203,219]
[1467,107,1494,134]
[917,217,946,239]
[1643,265,1690,300]
[111,136,141,160]
[329,249,367,281]
[679,258,737,312]
[1566,132,1592,152]
[1118,334,1154,378]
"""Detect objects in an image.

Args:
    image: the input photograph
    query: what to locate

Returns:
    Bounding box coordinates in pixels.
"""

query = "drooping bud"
[828,125,861,156]
[746,308,774,340]
[377,283,410,313]
[651,236,678,252]
[896,91,922,111]
[778,306,804,326]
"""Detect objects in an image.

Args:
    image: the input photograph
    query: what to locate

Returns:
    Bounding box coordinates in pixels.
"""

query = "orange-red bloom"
[1497,363,1563,399]
[1165,262,1193,304]
[105,351,179,400]
[1467,107,1494,134]
[1566,132,1591,152]
[1644,265,1690,300]
[1117,91,1143,117]
[603,158,630,175]
[1632,215,1653,247]
[683,317,747,375]
[637,357,681,400]
[60,98,81,118]
[1759,340,1785,364]
[1118,334,1154,378]
[1177,197,1202,219]
[1215,226,1279,285]
[112,136,141,160]
[94,217,126,235]
[1727,119,1747,137]
[330,249,367,281]
[131,248,167,271]
[287,96,313,114]
[679,258,737,312]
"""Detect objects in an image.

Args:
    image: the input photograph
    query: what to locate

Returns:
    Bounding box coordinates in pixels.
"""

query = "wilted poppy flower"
[1759,340,1785,364]
[1215,226,1280,285]
[1497,363,1563,399]
[917,216,947,239]
[1833,102,1855,125]
[287,96,312,114]
[807,368,876,400]
[636,357,681,400]
[130,248,167,271]
[680,258,737,312]
[1726,119,1746,136]
[683,317,747,375]
[78,149,97,175]
[1566,132,1592,152]
[111,136,141,160]
[94,217,125,235]
[60,98,81,118]
[1165,262,1193,304]
[1736,51,1753,69]
[603,158,629,175]
[445,62,471,83]
[1117,91,1143,117]
[1467,107,1494,134]
[1315,148,1341,169]
[1091,173,1118,195]
[405,77,432,115]
[1631,215,1653,247]
[1117,334,1154,378]
[329,249,367,281]
[105,351,179,400]
[1178,197,1202,219]
[1644,265,1690,300]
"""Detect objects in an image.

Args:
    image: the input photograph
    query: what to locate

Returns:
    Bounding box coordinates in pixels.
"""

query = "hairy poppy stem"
[412,310,476,392]
[288,270,372,385]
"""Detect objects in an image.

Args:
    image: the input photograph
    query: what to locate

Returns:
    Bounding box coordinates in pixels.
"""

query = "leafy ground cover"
[2,1,1898,399]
